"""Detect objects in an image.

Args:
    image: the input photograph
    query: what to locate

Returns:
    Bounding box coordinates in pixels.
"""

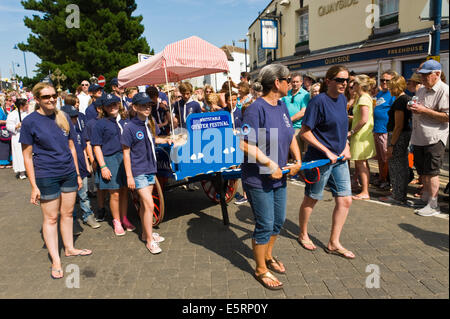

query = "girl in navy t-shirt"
[121,92,172,254]
[91,94,134,236]
[20,83,92,280]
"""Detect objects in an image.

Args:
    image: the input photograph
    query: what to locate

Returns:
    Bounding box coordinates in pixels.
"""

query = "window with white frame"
[378,0,399,26]
[298,11,309,44]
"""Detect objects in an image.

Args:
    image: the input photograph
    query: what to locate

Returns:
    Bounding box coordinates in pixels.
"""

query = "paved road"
[0,163,448,299]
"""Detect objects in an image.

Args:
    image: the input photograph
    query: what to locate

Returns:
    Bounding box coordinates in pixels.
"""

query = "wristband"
[100,165,107,169]
[294,159,301,164]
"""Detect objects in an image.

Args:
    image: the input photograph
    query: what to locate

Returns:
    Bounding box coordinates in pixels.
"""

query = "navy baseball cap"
[61,104,79,117]
[110,78,119,87]
[88,83,102,92]
[93,92,107,108]
[132,92,151,105]
[417,60,442,74]
[104,93,121,107]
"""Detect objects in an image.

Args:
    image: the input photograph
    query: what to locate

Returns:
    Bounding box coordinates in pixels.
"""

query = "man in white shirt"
[77,80,91,114]
[410,60,449,216]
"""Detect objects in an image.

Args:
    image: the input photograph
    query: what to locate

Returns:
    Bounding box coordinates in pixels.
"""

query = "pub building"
[248,0,449,80]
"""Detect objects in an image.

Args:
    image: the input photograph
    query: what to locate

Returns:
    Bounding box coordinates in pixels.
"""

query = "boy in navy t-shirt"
[61,105,101,230]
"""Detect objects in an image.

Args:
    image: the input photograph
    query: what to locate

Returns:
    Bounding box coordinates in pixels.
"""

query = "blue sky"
[0,0,267,80]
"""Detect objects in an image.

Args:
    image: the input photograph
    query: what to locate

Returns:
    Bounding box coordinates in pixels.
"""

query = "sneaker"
[406,198,428,209]
[378,196,405,206]
[19,174,27,180]
[415,204,441,217]
[73,219,84,236]
[234,197,248,205]
[84,214,101,229]
[379,182,391,191]
[152,233,165,243]
[113,219,126,236]
[121,216,136,232]
[95,208,106,222]
[187,184,199,191]
[147,240,162,254]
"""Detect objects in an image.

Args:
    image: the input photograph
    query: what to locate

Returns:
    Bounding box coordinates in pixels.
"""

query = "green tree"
[19,0,153,91]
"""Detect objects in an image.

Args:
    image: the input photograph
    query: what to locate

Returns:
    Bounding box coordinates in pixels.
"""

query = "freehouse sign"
[319,0,359,17]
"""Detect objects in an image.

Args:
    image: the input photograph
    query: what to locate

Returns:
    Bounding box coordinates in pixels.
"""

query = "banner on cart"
[190,115,230,131]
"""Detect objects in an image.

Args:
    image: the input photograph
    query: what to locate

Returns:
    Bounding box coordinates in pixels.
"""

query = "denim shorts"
[305,160,352,200]
[35,171,78,201]
[244,183,287,245]
[98,152,126,190]
[134,174,156,190]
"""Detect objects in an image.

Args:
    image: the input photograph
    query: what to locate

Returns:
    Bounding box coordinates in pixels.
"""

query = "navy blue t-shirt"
[302,93,348,162]
[241,98,295,189]
[91,117,128,156]
[19,111,76,178]
[82,118,97,142]
[173,99,202,127]
[85,103,98,122]
[120,117,161,177]
[70,122,89,179]
[75,112,87,134]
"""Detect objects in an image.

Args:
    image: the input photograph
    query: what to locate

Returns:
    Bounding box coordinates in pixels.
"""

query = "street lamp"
[13,44,29,78]
[238,38,248,72]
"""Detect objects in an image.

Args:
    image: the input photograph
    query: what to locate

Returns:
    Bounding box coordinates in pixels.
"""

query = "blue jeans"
[134,174,156,189]
[244,183,287,245]
[305,160,352,200]
[74,177,94,222]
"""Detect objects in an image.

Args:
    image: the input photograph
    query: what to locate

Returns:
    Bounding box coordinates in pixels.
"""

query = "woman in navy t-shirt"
[20,83,92,280]
[92,94,133,236]
[121,93,172,254]
[297,65,355,259]
[240,64,302,290]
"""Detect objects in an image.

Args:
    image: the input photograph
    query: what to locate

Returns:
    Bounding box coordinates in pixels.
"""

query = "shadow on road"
[186,209,254,274]
[399,223,449,252]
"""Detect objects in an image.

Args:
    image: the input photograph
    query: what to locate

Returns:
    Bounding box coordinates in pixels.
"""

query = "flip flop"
[324,247,355,259]
[298,239,317,251]
[51,268,63,280]
[253,272,283,290]
[65,249,92,257]
[265,257,286,274]
[352,194,370,200]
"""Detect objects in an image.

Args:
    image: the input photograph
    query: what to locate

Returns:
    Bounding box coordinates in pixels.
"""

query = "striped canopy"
[118,36,230,88]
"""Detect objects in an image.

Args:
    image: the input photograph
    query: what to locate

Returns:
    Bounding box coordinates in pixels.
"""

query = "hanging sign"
[261,19,278,50]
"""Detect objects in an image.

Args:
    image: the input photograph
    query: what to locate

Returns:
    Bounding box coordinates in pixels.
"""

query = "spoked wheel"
[201,179,238,204]
[131,178,165,227]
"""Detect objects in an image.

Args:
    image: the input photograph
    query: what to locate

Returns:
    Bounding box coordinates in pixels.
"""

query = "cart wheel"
[201,179,238,204]
[131,178,165,227]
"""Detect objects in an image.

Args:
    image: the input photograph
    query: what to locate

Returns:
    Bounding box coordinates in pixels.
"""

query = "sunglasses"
[279,77,291,84]
[380,79,391,83]
[333,77,349,83]
[39,94,58,100]
[81,84,89,86]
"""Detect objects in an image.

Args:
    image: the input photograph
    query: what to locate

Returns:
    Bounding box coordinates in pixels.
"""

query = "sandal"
[65,249,92,257]
[324,247,355,259]
[352,194,370,200]
[265,257,285,274]
[253,271,283,290]
[51,268,64,280]
[298,238,317,251]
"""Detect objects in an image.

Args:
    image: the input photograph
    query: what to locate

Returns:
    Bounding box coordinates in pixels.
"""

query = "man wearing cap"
[85,85,104,122]
[77,80,91,115]
[303,73,316,92]
[146,86,169,135]
[410,60,449,217]
[405,73,423,97]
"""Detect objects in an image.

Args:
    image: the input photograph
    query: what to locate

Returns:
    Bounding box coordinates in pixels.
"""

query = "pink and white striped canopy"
[118,36,229,87]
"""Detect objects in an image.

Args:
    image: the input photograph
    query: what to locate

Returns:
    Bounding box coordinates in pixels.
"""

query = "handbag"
[0,107,12,141]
